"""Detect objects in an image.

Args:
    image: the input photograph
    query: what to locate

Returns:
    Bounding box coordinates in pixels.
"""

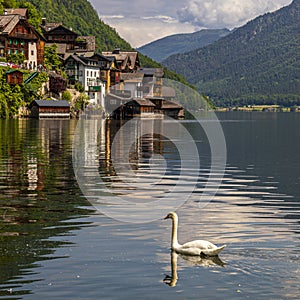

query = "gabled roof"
[46,43,67,54]
[41,22,63,32]
[0,15,20,34]
[31,100,70,108]
[77,36,95,51]
[102,50,140,71]
[130,98,156,107]
[6,69,23,74]
[4,8,28,18]
[120,72,144,83]
[0,14,45,41]
[161,100,183,109]
[42,24,78,36]
[90,53,112,62]
[64,54,100,67]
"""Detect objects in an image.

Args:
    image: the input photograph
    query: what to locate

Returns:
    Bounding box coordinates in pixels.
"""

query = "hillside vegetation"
[163,0,300,107]
[138,29,230,62]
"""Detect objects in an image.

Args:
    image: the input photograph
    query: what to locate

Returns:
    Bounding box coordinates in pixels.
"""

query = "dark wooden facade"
[42,24,78,51]
[0,14,45,66]
[6,69,23,85]
[30,100,70,119]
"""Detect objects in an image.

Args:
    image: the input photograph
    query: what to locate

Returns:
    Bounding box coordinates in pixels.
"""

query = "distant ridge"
[162,0,300,107]
[137,29,230,62]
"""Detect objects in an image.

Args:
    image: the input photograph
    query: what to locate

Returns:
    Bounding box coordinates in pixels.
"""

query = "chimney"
[113,48,120,54]
[41,17,46,26]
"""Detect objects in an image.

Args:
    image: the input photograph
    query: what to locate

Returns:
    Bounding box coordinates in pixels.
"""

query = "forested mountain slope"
[163,0,300,107]
[137,29,230,62]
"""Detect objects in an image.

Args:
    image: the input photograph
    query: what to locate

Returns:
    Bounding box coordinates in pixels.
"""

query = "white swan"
[164,212,226,256]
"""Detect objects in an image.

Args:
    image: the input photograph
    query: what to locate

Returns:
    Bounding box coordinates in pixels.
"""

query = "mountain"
[162,0,300,107]
[137,29,230,62]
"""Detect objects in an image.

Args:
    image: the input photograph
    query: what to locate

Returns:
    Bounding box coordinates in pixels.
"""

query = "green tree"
[62,90,72,102]
[7,53,25,65]
[20,2,42,34]
[75,82,84,93]
[44,45,61,71]
[74,93,89,111]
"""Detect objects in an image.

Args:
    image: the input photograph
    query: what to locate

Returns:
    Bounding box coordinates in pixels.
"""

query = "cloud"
[177,0,292,28]
[100,16,197,48]
[95,0,292,47]
[141,15,177,23]
[101,15,125,19]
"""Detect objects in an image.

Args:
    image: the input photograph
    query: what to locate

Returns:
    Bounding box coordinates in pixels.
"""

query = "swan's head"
[164,211,178,220]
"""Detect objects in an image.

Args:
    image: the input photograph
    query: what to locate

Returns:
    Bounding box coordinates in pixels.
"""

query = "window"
[86,70,89,77]
[31,50,34,56]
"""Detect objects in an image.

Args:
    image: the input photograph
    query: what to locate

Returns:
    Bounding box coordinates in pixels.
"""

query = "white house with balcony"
[64,54,106,108]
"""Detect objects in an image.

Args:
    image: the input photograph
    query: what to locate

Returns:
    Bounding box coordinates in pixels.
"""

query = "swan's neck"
[171,216,180,249]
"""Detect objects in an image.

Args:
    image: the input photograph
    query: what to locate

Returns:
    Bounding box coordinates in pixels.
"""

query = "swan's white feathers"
[165,212,226,256]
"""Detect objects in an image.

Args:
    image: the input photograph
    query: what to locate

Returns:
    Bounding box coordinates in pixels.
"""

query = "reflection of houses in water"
[98,119,164,176]
[106,68,184,119]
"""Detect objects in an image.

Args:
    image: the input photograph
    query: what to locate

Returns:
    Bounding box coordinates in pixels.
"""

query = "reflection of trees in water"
[0,119,93,296]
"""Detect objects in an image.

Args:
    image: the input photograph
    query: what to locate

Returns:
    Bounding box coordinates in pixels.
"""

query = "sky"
[89,0,292,48]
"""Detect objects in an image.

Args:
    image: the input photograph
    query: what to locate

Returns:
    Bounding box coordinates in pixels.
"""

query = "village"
[0,8,184,119]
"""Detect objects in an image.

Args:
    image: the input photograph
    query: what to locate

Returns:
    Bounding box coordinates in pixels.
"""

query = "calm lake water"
[0,112,300,299]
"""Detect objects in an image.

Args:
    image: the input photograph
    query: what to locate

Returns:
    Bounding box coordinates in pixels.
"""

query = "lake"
[0,112,299,299]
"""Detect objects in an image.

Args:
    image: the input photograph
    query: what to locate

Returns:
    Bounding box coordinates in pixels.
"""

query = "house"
[41,19,95,58]
[0,12,45,68]
[120,72,144,98]
[102,49,140,73]
[64,54,100,87]
[161,99,184,119]
[63,54,105,106]
[107,67,183,119]
[30,100,70,118]
[112,98,156,119]
[6,69,23,85]
[138,68,164,98]
[89,53,120,90]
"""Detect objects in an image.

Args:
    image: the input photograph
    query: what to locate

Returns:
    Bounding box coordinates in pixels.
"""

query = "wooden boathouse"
[30,100,71,119]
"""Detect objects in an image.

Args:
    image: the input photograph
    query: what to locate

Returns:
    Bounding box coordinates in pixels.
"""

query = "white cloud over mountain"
[92,0,292,47]
[177,0,292,28]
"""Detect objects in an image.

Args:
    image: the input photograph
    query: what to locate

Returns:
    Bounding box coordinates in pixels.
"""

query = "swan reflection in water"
[163,251,225,287]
